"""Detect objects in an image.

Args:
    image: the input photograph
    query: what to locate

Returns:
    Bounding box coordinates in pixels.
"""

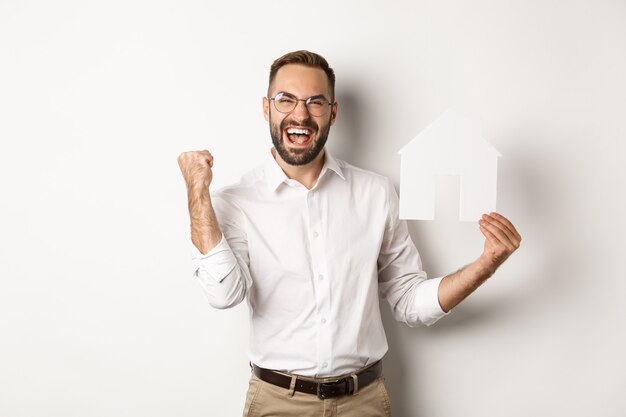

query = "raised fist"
[177,150,214,191]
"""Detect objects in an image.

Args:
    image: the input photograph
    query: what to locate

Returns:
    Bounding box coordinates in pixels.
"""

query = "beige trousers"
[242,372,392,417]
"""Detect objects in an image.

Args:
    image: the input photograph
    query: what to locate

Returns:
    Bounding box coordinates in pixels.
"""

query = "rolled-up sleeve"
[377,179,449,327]
[191,192,252,310]
[191,234,237,282]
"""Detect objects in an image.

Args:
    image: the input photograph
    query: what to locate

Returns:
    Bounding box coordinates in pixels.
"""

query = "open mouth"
[284,126,315,146]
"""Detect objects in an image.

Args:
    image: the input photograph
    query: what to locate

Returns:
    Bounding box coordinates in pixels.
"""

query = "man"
[177,50,521,417]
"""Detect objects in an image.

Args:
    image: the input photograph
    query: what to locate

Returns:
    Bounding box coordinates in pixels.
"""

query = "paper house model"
[397,108,501,221]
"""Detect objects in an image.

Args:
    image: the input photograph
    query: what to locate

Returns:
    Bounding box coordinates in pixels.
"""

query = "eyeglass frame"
[267,91,335,116]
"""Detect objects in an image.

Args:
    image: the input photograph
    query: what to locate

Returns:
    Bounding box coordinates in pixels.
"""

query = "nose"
[291,99,311,119]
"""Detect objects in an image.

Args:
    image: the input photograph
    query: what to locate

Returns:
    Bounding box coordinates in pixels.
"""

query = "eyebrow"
[278,91,330,101]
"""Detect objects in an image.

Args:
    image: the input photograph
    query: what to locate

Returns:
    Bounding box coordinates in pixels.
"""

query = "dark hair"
[268,50,336,101]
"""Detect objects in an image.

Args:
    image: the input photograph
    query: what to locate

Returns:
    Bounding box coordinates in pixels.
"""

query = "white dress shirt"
[191,148,448,377]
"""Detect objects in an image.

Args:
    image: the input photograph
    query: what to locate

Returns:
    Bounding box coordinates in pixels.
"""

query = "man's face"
[263,64,338,166]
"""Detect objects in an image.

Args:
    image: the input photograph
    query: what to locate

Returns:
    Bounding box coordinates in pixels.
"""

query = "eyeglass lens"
[272,92,330,116]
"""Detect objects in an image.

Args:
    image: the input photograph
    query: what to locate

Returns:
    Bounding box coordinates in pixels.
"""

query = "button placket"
[307,190,333,374]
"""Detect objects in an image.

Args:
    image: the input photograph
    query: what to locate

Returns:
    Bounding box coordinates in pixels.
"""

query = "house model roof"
[398,107,501,160]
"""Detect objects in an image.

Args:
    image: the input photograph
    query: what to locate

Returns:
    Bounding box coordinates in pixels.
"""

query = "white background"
[1,1,625,416]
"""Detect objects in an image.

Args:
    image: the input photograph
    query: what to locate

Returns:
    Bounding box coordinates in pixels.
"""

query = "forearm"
[188,187,223,255]
[437,257,494,313]
[437,212,522,313]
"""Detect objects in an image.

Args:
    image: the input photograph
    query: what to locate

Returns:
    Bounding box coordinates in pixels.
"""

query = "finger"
[177,153,189,170]
[489,212,521,241]
[479,219,517,251]
[482,214,517,244]
[191,151,211,167]
[479,223,500,246]
[199,150,214,167]
[479,221,495,239]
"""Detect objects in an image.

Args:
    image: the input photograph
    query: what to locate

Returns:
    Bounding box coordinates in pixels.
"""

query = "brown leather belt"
[251,360,382,400]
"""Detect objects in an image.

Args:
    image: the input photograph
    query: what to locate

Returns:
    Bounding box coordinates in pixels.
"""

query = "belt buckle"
[316,379,348,400]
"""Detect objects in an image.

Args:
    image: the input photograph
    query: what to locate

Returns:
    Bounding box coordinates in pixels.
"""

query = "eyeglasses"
[268,92,333,117]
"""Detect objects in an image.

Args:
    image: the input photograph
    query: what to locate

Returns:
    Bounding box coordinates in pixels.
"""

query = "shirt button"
[321,318,327,324]
[318,274,324,280]
[313,232,319,238]
[322,362,328,368]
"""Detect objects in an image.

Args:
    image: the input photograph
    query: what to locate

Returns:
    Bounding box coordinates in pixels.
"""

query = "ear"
[329,100,339,126]
[263,96,270,122]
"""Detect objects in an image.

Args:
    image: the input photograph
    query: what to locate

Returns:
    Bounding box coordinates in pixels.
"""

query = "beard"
[269,113,331,166]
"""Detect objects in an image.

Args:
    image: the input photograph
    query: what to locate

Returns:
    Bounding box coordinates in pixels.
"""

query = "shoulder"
[210,163,266,206]
[335,157,395,193]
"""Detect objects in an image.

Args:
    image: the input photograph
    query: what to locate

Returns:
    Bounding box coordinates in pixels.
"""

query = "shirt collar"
[263,147,345,192]
[321,149,345,181]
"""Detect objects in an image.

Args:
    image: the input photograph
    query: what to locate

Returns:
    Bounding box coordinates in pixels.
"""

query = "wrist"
[187,186,213,220]
[187,182,210,199]
[475,255,497,279]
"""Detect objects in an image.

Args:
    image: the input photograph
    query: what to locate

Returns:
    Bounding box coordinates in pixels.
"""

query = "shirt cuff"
[415,276,449,326]
[190,234,237,283]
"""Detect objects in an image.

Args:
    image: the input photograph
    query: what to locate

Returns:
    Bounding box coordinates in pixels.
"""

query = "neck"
[272,148,326,190]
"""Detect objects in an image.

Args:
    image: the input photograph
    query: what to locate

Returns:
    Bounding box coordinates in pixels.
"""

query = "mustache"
[280,117,318,131]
